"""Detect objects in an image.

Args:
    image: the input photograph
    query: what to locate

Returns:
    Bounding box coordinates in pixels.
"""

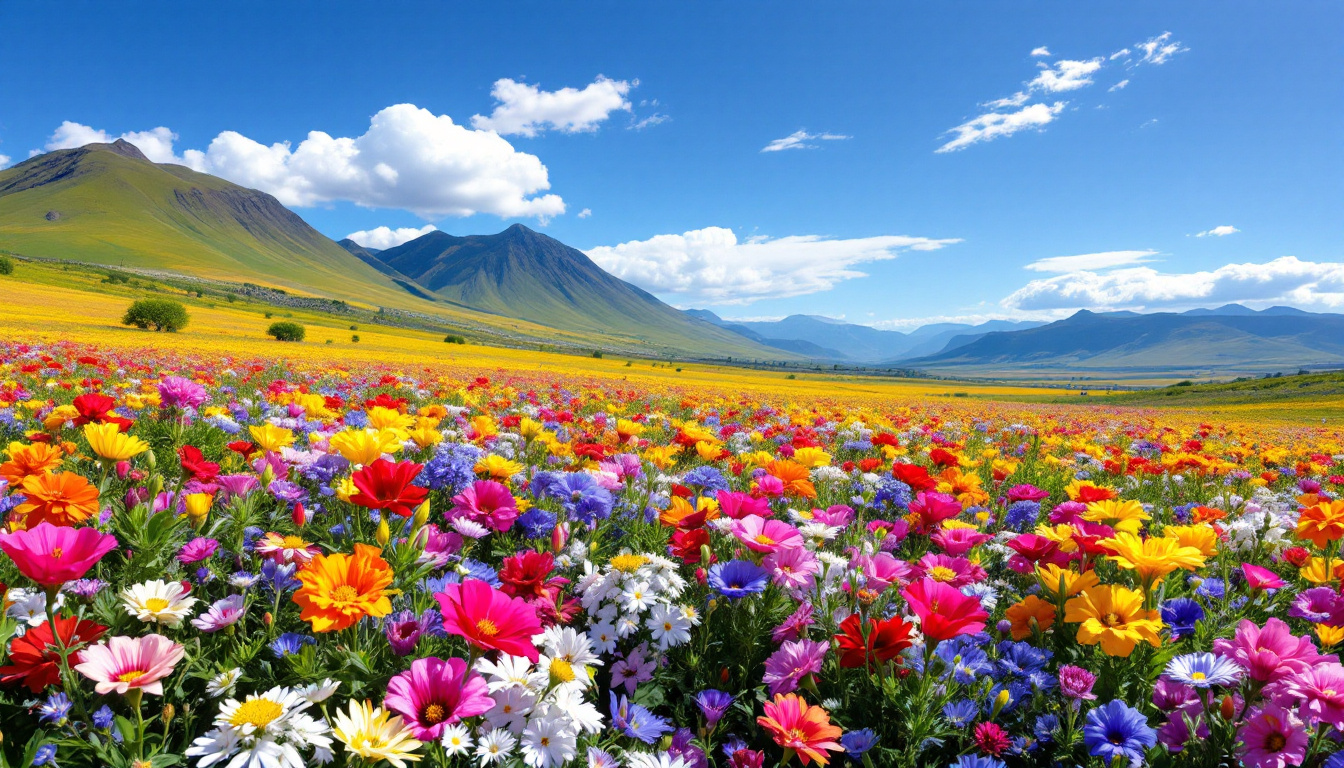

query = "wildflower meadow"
[0,339,1340,768]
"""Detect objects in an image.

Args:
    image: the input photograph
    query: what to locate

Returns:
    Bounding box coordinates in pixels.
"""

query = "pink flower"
[908,491,961,533]
[1279,663,1344,730]
[435,579,543,662]
[1212,618,1334,684]
[448,481,519,532]
[916,553,985,587]
[853,552,912,592]
[176,537,219,564]
[1237,704,1309,768]
[810,505,854,526]
[190,595,245,633]
[1006,484,1049,503]
[731,515,803,553]
[762,638,827,696]
[901,578,988,642]
[764,546,820,592]
[1240,563,1285,591]
[930,526,992,557]
[0,522,117,587]
[384,656,493,740]
[74,634,184,696]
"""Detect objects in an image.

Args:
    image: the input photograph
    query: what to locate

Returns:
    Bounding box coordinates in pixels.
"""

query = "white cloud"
[0,154,9,168]
[1110,48,1131,61]
[761,130,851,153]
[470,76,632,137]
[1003,257,1344,312]
[577,208,592,219]
[1196,225,1240,238]
[936,102,1065,153]
[344,224,437,250]
[1030,46,1051,57]
[1108,79,1130,92]
[586,226,960,304]
[629,113,669,131]
[45,122,183,164]
[1028,58,1104,92]
[1134,32,1187,66]
[1025,250,1158,273]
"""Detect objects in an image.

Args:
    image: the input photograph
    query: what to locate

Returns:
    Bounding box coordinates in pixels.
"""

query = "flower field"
[0,338,1343,768]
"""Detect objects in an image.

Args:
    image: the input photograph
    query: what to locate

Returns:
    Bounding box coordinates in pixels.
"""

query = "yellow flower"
[334,476,356,502]
[1065,585,1163,657]
[407,427,442,450]
[1316,623,1344,649]
[1036,564,1100,599]
[791,447,831,468]
[1034,523,1080,553]
[83,422,149,461]
[518,417,546,440]
[695,441,724,462]
[331,699,423,767]
[469,415,498,440]
[42,404,80,431]
[474,454,523,480]
[329,429,403,465]
[1082,499,1150,534]
[367,406,415,433]
[643,445,681,470]
[248,424,294,453]
[1162,524,1219,556]
[1102,532,1206,588]
[1300,557,1344,585]
[184,493,214,527]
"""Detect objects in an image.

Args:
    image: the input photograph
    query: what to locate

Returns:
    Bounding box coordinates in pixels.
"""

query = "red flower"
[929,448,961,468]
[892,462,938,492]
[178,444,220,482]
[498,550,557,600]
[226,440,257,457]
[669,528,713,564]
[974,722,1010,756]
[0,615,106,692]
[350,459,429,517]
[71,393,133,430]
[834,614,913,669]
[901,578,988,642]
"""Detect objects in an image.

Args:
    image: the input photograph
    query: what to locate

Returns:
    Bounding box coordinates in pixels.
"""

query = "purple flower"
[1059,664,1097,701]
[158,376,209,409]
[267,479,307,504]
[64,578,107,599]
[217,474,259,501]
[191,594,245,633]
[762,638,827,696]
[695,689,733,726]
[177,537,220,564]
[383,609,436,656]
[1152,679,1196,712]
[772,601,814,643]
[1290,587,1344,624]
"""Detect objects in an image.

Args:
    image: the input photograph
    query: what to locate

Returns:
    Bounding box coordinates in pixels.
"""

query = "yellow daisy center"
[755,534,776,545]
[330,585,360,603]
[610,554,648,573]
[230,699,285,729]
[550,658,576,682]
[281,535,308,548]
[118,670,146,683]
[927,566,957,582]
[144,598,170,613]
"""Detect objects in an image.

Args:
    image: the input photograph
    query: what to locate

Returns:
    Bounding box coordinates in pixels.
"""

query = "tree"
[0,255,13,275]
[267,321,306,342]
[121,298,189,332]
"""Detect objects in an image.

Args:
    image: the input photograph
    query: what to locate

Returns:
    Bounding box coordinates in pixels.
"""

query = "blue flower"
[1003,500,1041,531]
[695,689,733,725]
[92,705,115,729]
[1194,576,1226,600]
[1033,714,1059,744]
[841,728,877,758]
[942,699,978,727]
[1164,652,1243,688]
[1083,700,1157,766]
[538,472,613,523]
[1160,598,1204,639]
[517,508,557,539]
[682,466,729,493]
[609,692,672,744]
[952,755,1005,768]
[935,642,990,685]
[873,478,912,511]
[261,560,300,593]
[270,632,316,658]
[416,443,482,493]
[38,692,71,725]
[32,744,58,767]
[708,560,769,599]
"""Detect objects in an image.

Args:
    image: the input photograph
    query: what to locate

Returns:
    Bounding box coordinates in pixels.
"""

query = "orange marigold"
[293,543,394,632]
[1296,500,1344,549]
[1004,595,1057,640]
[12,471,99,529]
[0,442,65,485]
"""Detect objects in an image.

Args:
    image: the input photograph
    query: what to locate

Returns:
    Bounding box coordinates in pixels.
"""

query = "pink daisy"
[74,634,184,696]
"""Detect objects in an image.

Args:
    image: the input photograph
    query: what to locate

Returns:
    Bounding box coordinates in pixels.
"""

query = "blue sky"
[2,2,1340,329]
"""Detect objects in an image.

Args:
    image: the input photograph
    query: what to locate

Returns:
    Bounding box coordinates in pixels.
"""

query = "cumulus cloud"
[1025,250,1158,273]
[586,226,960,304]
[344,224,437,250]
[1030,46,1051,57]
[1003,257,1344,312]
[0,154,9,168]
[1196,225,1240,238]
[761,130,851,152]
[936,102,1065,153]
[48,106,566,220]
[470,76,632,137]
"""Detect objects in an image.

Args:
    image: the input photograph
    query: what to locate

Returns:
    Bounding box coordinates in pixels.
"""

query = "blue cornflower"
[841,728,877,759]
[609,692,672,744]
[1194,577,1226,600]
[936,643,991,685]
[873,478,912,511]
[1002,500,1041,531]
[720,735,749,758]
[1160,598,1205,639]
[416,443,482,493]
[32,744,58,767]
[539,472,614,523]
[301,453,349,484]
[695,689,733,726]
[1164,652,1244,688]
[261,560,300,593]
[92,705,115,730]
[461,559,501,586]
[953,755,1005,768]
[1083,700,1157,766]
[517,508,557,539]
[708,560,769,599]
[1034,714,1059,744]
[38,692,71,725]
[942,699,978,727]
[342,410,370,428]
[682,466,729,493]
[270,632,316,658]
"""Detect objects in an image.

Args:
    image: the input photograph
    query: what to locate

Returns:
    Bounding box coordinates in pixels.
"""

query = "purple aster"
[762,638,828,696]
[1290,587,1344,624]
[772,601,815,643]
[1059,664,1098,701]
[191,594,245,633]
[383,609,436,656]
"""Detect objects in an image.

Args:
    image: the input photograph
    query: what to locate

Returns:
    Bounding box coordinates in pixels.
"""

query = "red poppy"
[891,463,938,492]
[226,440,257,456]
[835,614,914,668]
[350,459,429,517]
[71,393,134,430]
[0,615,106,693]
[498,550,557,600]
[929,448,961,468]
[669,528,713,564]
[178,444,220,482]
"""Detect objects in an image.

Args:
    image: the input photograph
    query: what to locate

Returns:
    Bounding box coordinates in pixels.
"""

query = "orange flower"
[756,693,843,766]
[1296,500,1344,549]
[1004,595,1056,640]
[764,460,817,500]
[293,543,394,632]
[12,471,99,528]
[0,442,65,485]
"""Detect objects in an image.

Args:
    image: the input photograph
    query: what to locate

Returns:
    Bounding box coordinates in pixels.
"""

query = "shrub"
[0,255,13,275]
[592,350,603,359]
[444,334,465,344]
[349,325,359,331]
[266,321,305,342]
[351,334,360,343]
[121,298,190,332]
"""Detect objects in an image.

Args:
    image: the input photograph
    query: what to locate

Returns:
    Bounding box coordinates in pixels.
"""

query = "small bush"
[349,325,359,331]
[351,335,360,343]
[267,321,306,342]
[264,312,274,319]
[0,255,13,275]
[444,334,465,344]
[592,350,603,359]
[121,298,190,332]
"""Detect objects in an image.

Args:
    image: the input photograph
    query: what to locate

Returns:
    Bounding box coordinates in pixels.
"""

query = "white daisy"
[207,668,243,698]
[615,614,642,639]
[476,654,536,692]
[646,603,692,649]
[619,581,656,614]
[121,579,198,627]
[520,714,576,768]
[484,686,536,734]
[474,728,516,765]
[186,686,332,768]
[440,723,473,756]
[588,621,618,654]
[297,678,340,703]
[5,588,60,628]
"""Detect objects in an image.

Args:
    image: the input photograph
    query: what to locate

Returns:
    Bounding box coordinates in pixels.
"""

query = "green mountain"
[0,139,428,309]
[373,226,770,354]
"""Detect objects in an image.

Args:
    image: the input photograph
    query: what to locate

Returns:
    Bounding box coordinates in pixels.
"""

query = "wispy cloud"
[761,130,851,153]
[1196,225,1239,237]
[937,102,1065,153]
[470,75,633,136]
[1025,250,1158,273]
[1030,46,1051,57]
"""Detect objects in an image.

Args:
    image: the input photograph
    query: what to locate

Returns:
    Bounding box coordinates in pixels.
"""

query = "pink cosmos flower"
[731,515,803,554]
[74,634,184,696]
[0,522,118,587]
[1241,563,1285,591]
[762,638,828,696]
[1212,618,1335,684]
[176,537,219,564]
[908,491,961,533]
[916,553,985,587]
[853,552,912,592]
[1279,663,1344,730]
[929,526,992,557]
[764,546,820,592]
[752,475,785,498]
[1237,704,1309,768]
[435,579,543,662]
[810,505,854,526]
[448,480,519,532]
[384,656,493,740]
[190,594,245,633]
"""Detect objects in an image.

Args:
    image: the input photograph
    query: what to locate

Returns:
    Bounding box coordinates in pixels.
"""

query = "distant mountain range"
[687,310,1044,362]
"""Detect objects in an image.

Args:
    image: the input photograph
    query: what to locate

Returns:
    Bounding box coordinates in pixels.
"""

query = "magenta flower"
[0,522,118,587]
[448,480,519,532]
[157,376,209,409]
[915,553,985,588]
[384,656,493,740]
[1212,618,1334,684]
[716,490,771,519]
[929,526,992,557]
[1058,664,1097,701]
[772,601,815,644]
[764,546,819,592]
[762,638,827,696]
[1237,704,1309,768]
[731,515,803,554]
[1279,663,1344,730]
[854,552,913,592]
[1241,563,1285,591]
[1006,484,1049,503]
[176,537,220,564]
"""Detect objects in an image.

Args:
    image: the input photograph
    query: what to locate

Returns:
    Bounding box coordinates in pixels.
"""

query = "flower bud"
[412,500,431,530]
[162,703,175,728]
[1220,694,1235,720]
[551,522,568,552]
[291,502,306,528]
[376,517,391,547]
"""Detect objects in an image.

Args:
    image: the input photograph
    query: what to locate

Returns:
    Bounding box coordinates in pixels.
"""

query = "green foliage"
[267,321,306,341]
[443,334,465,344]
[0,255,12,275]
[121,298,189,332]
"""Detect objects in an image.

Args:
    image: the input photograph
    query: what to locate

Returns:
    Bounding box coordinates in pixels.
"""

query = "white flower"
[615,614,641,639]
[450,518,491,539]
[678,604,701,626]
[619,581,656,614]
[121,579,198,627]
[626,752,692,768]
[185,686,332,768]
[484,687,536,733]
[5,588,60,628]
[646,603,692,649]
[207,668,243,698]
[298,678,340,703]
[588,621,618,654]
[548,687,604,734]
[520,714,576,768]
[440,723,473,755]
[474,728,517,765]
[538,626,602,668]
[476,655,536,692]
